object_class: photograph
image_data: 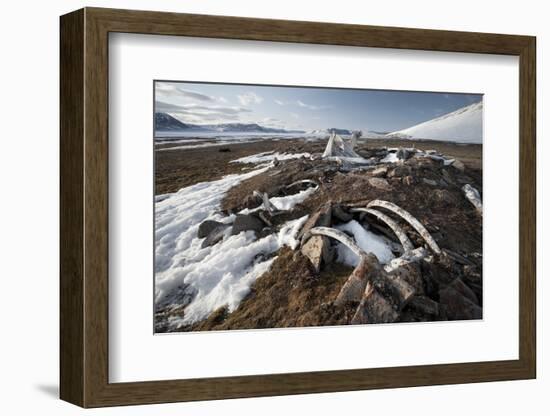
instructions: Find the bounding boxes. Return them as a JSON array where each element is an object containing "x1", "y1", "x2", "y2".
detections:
[{"x1": 153, "y1": 81, "x2": 483, "y2": 333}]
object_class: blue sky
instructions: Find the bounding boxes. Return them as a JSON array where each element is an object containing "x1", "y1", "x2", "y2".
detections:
[{"x1": 155, "y1": 81, "x2": 482, "y2": 133}]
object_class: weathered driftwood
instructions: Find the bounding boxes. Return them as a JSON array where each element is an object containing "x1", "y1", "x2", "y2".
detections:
[
  {"x1": 252, "y1": 190, "x2": 277, "y2": 214},
  {"x1": 367, "y1": 200, "x2": 441, "y2": 255},
  {"x1": 351, "y1": 207, "x2": 414, "y2": 253},
  {"x1": 462, "y1": 184, "x2": 482, "y2": 215},
  {"x1": 383, "y1": 247, "x2": 430, "y2": 273}
]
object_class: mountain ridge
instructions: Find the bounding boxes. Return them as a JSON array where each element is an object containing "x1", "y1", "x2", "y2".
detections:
[{"x1": 388, "y1": 101, "x2": 483, "y2": 143}]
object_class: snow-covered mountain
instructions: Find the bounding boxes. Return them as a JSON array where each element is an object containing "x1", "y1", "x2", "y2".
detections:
[
  {"x1": 388, "y1": 101, "x2": 483, "y2": 143},
  {"x1": 155, "y1": 112, "x2": 305, "y2": 134},
  {"x1": 155, "y1": 113, "x2": 201, "y2": 131},
  {"x1": 201, "y1": 123, "x2": 304, "y2": 134}
]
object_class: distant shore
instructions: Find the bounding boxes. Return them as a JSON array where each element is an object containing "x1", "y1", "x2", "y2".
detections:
[{"x1": 155, "y1": 137, "x2": 482, "y2": 195}]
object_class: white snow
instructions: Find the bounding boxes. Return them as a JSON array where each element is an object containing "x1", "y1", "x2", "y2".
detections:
[
  {"x1": 270, "y1": 187, "x2": 317, "y2": 210},
  {"x1": 230, "y1": 151, "x2": 311, "y2": 164},
  {"x1": 157, "y1": 140, "x2": 259, "y2": 151},
  {"x1": 389, "y1": 101, "x2": 483, "y2": 143},
  {"x1": 380, "y1": 152, "x2": 399, "y2": 163},
  {"x1": 156, "y1": 215, "x2": 308, "y2": 328},
  {"x1": 335, "y1": 220, "x2": 395, "y2": 266},
  {"x1": 155, "y1": 168, "x2": 269, "y2": 276},
  {"x1": 154, "y1": 162, "x2": 314, "y2": 328}
]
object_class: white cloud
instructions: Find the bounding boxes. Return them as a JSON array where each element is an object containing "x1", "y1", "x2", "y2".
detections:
[
  {"x1": 217, "y1": 96, "x2": 228, "y2": 103},
  {"x1": 238, "y1": 92, "x2": 263, "y2": 106},
  {"x1": 274, "y1": 99, "x2": 286, "y2": 106},
  {"x1": 155, "y1": 100, "x2": 252, "y2": 125},
  {"x1": 262, "y1": 117, "x2": 286, "y2": 128},
  {"x1": 290, "y1": 113, "x2": 300, "y2": 119},
  {"x1": 297, "y1": 100, "x2": 331, "y2": 110},
  {"x1": 156, "y1": 83, "x2": 215, "y2": 102}
]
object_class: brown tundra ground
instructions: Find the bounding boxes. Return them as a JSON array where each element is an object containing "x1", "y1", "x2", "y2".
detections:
[{"x1": 155, "y1": 137, "x2": 482, "y2": 332}]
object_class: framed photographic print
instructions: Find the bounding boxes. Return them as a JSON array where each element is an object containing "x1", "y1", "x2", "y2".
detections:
[{"x1": 60, "y1": 7, "x2": 536, "y2": 408}]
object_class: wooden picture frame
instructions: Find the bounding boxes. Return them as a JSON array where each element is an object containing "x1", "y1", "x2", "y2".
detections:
[{"x1": 60, "y1": 7, "x2": 536, "y2": 408}]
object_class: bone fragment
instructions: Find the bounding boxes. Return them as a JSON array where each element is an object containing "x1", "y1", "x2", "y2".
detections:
[{"x1": 367, "y1": 200, "x2": 441, "y2": 254}]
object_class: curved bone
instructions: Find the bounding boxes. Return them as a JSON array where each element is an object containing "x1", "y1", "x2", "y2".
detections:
[
  {"x1": 351, "y1": 207, "x2": 414, "y2": 252},
  {"x1": 462, "y1": 184, "x2": 482, "y2": 215},
  {"x1": 305, "y1": 226, "x2": 372, "y2": 305},
  {"x1": 252, "y1": 190, "x2": 277, "y2": 214},
  {"x1": 286, "y1": 179, "x2": 319, "y2": 190},
  {"x1": 367, "y1": 200, "x2": 441, "y2": 255},
  {"x1": 307, "y1": 226, "x2": 364, "y2": 257},
  {"x1": 383, "y1": 247, "x2": 430, "y2": 273}
]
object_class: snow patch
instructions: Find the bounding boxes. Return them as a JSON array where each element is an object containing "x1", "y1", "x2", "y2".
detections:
[
  {"x1": 155, "y1": 164, "x2": 312, "y2": 328},
  {"x1": 231, "y1": 152, "x2": 311, "y2": 164},
  {"x1": 380, "y1": 152, "x2": 399, "y2": 163},
  {"x1": 335, "y1": 220, "x2": 395, "y2": 266},
  {"x1": 270, "y1": 187, "x2": 317, "y2": 211}
]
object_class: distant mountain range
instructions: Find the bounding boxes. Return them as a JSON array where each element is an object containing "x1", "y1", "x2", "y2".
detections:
[
  {"x1": 308, "y1": 128, "x2": 354, "y2": 136},
  {"x1": 155, "y1": 112, "x2": 305, "y2": 134}
]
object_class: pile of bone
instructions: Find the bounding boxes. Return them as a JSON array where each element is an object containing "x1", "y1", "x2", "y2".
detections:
[{"x1": 298, "y1": 199, "x2": 482, "y2": 324}]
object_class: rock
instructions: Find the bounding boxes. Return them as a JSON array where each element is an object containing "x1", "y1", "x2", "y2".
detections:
[
  {"x1": 415, "y1": 157, "x2": 438, "y2": 169},
  {"x1": 351, "y1": 283, "x2": 399, "y2": 324},
  {"x1": 201, "y1": 224, "x2": 229, "y2": 248},
  {"x1": 396, "y1": 148, "x2": 411, "y2": 160},
  {"x1": 439, "y1": 285, "x2": 482, "y2": 320},
  {"x1": 433, "y1": 189, "x2": 455, "y2": 205},
  {"x1": 409, "y1": 295, "x2": 440, "y2": 316},
  {"x1": 447, "y1": 277, "x2": 479, "y2": 305},
  {"x1": 332, "y1": 204, "x2": 353, "y2": 222},
  {"x1": 272, "y1": 157, "x2": 280, "y2": 167},
  {"x1": 451, "y1": 159, "x2": 466, "y2": 172},
  {"x1": 462, "y1": 184, "x2": 483, "y2": 215},
  {"x1": 298, "y1": 202, "x2": 332, "y2": 240},
  {"x1": 258, "y1": 211, "x2": 273, "y2": 227},
  {"x1": 441, "y1": 169, "x2": 455, "y2": 184},
  {"x1": 258, "y1": 227, "x2": 273, "y2": 239},
  {"x1": 231, "y1": 214, "x2": 265, "y2": 236},
  {"x1": 370, "y1": 167, "x2": 388, "y2": 177},
  {"x1": 368, "y1": 177, "x2": 391, "y2": 191},
  {"x1": 218, "y1": 148, "x2": 231, "y2": 153},
  {"x1": 373, "y1": 270, "x2": 416, "y2": 311},
  {"x1": 391, "y1": 263, "x2": 424, "y2": 294},
  {"x1": 388, "y1": 165, "x2": 411, "y2": 178},
  {"x1": 301, "y1": 235, "x2": 331, "y2": 273},
  {"x1": 422, "y1": 178, "x2": 438, "y2": 186},
  {"x1": 198, "y1": 220, "x2": 224, "y2": 238},
  {"x1": 463, "y1": 265, "x2": 482, "y2": 282},
  {"x1": 335, "y1": 254, "x2": 380, "y2": 306},
  {"x1": 402, "y1": 175, "x2": 415, "y2": 186}
]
